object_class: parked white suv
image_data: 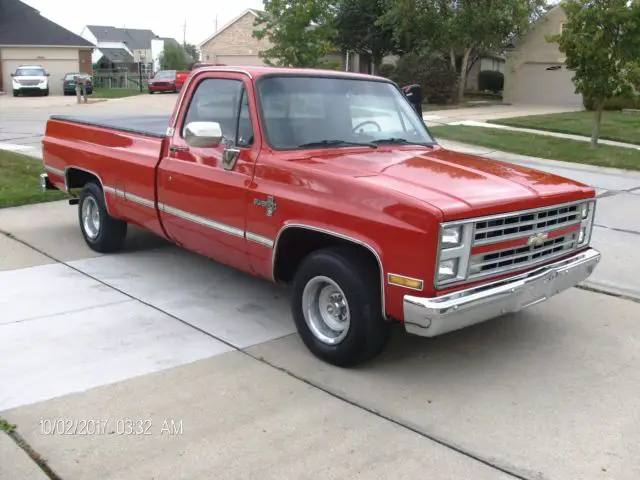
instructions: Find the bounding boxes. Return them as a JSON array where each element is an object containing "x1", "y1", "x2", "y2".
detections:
[{"x1": 11, "y1": 65, "x2": 50, "y2": 97}]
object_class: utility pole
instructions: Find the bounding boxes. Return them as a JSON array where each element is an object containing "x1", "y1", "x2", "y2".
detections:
[
  {"x1": 215, "y1": 15, "x2": 218, "y2": 33},
  {"x1": 183, "y1": 20, "x2": 187, "y2": 45}
]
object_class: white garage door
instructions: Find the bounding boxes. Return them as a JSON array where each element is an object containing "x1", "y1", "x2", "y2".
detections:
[
  {"x1": 513, "y1": 62, "x2": 583, "y2": 107},
  {"x1": 3, "y1": 59, "x2": 79, "y2": 95},
  {"x1": 214, "y1": 55, "x2": 266, "y2": 66}
]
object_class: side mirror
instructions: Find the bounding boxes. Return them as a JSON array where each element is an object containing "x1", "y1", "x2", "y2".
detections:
[
  {"x1": 402, "y1": 84, "x2": 423, "y2": 118},
  {"x1": 46, "y1": 73, "x2": 50, "y2": 76},
  {"x1": 10, "y1": 73, "x2": 14, "y2": 77},
  {"x1": 184, "y1": 121, "x2": 223, "y2": 148}
]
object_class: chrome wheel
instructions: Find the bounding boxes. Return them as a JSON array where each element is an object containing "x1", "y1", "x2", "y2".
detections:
[
  {"x1": 81, "y1": 196, "x2": 101, "y2": 240},
  {"x1": 301, "y1": 276, "x2": 351, "y2": 345}
]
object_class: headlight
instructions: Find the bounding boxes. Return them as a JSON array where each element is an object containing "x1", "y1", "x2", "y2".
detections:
[
  {"x1": 577, "y1": 200, "x2": 595, "y2": 246},
  {"x1": 438, "y1": 258, "x2": 458, "y2": 280},
  {"x1": 580, "y1": 203, "x2": 589, "y2": 219},
  {"x1": 441, "y1": 226, "x2": 461, "y2": 248},
  {"x1": 435, "y1": 222, "x2": 472, "y2": 286}
]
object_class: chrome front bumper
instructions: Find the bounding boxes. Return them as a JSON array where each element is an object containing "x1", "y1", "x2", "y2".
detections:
[{"x1": 403, "y1": 247, "x2": 601, "y2": 337}]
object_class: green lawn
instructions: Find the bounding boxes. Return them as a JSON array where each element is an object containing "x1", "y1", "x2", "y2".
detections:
[
  {"x1": 0, "y1": 150, "x2": 68, "y2": 208},
  {"x1": 430, "y1": 125, "x2": 640, "y2": 171},
  {"x1": 91, "y1": 87, "x2": 143, "y2": 99},
  {"x1": 489, "y1": 111, "x2": 640, "y2": 145}
]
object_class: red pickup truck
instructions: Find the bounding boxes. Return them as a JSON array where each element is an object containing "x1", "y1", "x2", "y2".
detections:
[{"x1": 40, "y1": 66, "x2": 601, "y2": 367}]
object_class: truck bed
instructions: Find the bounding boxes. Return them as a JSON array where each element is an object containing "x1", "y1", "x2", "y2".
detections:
[{"x1": 50, "y1": 114, "x2": 171, "y2": 138}]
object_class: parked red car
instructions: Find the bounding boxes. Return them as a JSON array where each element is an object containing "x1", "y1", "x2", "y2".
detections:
[
  {"x1": 148, "y1": 70, "x2": 188, "y2": 94},
  {"x1": 40, "y1": 66, "x2": 600, "y2": 367}
]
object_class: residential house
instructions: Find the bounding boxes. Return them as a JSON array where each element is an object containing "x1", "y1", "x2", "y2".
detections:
[
  {"x1": 0, "y1": 0, "x2": 94, "y2": 95},
  {"x1": 503, "y1": 5, "x2": 582, "y2": 107},
  {"x1": 198, "y1": 8, "x2": 386, "y2": 74},
  {"x1": 80, "y1": 25, "x2": 182, "y2": 74},
  {"x1": 465, "y1": 53, "x2": 506, "y2": 91}
]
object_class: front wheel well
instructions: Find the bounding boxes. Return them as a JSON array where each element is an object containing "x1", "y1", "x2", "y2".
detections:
[
  {"x1": 273, "y1": 227, "x2": 382, "y2": 286},
  {"x1": 65, "y1": 168, "x2": 102, "y2": 192}
]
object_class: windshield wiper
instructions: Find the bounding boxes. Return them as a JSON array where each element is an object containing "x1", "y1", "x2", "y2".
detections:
[
  {"x1": 297, "y1": 139, "x2": 378, "y2": 149},
  {"x1": 372, "y1": 138, "x2": 434, "y2": 146}
]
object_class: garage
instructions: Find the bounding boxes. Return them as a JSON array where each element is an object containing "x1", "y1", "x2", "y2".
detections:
[
  {"x1": 510, "y1": 62, "x2": 583, "y2": 107},
  {"x1": 2, "y1": 49, "x2": 80, "y2": 95},
  {"x1": 0, "y1": 0, "x2": 94, "y2": 95},
  {"x1": 214, "y1": 55, "x2": 266, "y2": 66}
]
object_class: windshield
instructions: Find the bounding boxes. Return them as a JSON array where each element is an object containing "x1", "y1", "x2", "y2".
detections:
[
  {"x1": 15, "y1": 68, "x2": 45, "y2": 76},
  {"x1": 256, "y1": 75, "x2": 435, "y2": 150},
  {"x1": 155, "y1": 71, "x2": 176, "y2": 79},
  {"x1": 65, "y1": 73, "x2": 88, "y2": 80}
]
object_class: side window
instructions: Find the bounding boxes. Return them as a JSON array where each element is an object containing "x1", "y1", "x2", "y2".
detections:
[
  {"x1": 236, "y1": 89, "x2": 254, "y2": 147},
  {"x1": 182, "y1": 77, "x2": 253, "y2": 148}
]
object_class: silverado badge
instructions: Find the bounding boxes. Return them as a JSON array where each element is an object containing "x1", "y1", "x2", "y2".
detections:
[
  {"x1": 527, "y1": 232, "x2": 549, "y2": 247},
  {"x1": 254, "y1": 196, "x2": 277, "y2": 216}
]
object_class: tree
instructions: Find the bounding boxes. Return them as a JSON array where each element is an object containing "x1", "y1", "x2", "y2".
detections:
[
  {"x1": 548, "y1": 0, "x2": 640, "y2": 147},
  {"x1": 381, "y1": 0, "x2": 549, "y2": 102},
  {"x1": 333, "y1": 0, "x2": 395, "y2": 72},
  {"x1": 183, "y1": 43, "x2": 200, "y2": 62},
  {"x1": 252, "y1": 0, "x2": 338, "y2": 68},
  {"x1": 158, "y1": 43, "x2": 190, "y2": 70}
]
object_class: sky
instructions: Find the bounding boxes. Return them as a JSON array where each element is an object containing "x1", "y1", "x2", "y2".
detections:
[{"x1": 22, "y1": 0, "x2": 265, "y2": 47}]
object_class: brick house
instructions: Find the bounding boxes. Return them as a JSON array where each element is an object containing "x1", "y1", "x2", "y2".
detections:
[{"x1": 198, "y1": 8, "x2": 378, "y2": 73}]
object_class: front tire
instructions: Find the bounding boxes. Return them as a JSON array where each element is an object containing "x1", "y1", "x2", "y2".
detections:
[
  {"x1": 291, "y1": 246, "x2": 391, "y2": 367},
  {"x1": 78, "y1": 182, "x2": 127, "y2": 253}
]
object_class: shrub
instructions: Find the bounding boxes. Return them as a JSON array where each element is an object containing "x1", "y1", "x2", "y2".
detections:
[
  {"x1": 377, "y1": 63, "x2": 396, "y2": 78},
  {"x1": 391, "y1": 52, "x2": 458, "y2": 104},
  {"x1": 478, "y1": 70, "x2": 504, "y2": 93},
  {"x1": 583, "y1": 94, "x2": 640, "y2": 111}
]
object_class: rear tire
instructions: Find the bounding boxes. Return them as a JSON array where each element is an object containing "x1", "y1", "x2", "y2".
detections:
[
  {"x1": 291, "y1": 246, "x2": 391, "y2": 367},
  {"x1": 78, "y1": 182, "x2": 127, "y2": 253}
]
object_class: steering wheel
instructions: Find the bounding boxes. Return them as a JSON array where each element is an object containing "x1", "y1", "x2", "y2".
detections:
[{"x1": 353, "y1": 120, "x2": 382, "y2": 133}]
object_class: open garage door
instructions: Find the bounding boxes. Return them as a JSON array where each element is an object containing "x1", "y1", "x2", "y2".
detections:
[
  {"x1": 214, "y1": 55, "x2": 266, "y2": 66},
  {"x1": 512, "y1": 62, "x2": 583, "y2": 107},
  {"x1": 2, "y1": 58, "x2": 79, "y2": 95}
]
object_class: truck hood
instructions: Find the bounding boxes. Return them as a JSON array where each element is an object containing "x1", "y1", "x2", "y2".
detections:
[{"x1": 303, "y1": 146, "x2": 593, "y2": 220}]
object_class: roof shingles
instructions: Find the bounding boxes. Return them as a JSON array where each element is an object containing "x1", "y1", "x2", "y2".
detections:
[{"x1": 0, "y1": 0, "x2": 94, "y2": 47}]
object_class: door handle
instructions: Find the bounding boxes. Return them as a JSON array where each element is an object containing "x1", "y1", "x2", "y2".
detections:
[{"x1": 169, "y1": 145, "x2": 189, "y2": 153}]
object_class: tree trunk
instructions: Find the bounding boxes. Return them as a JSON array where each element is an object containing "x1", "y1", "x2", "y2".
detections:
[
  {"x1": 591, "y1": 100, "x2": 604, "y2": 148},
  {"x1": 449, "y1": 48, "x2": 456, "y2": 72},
  {"x1": 456, "y1": 47, "x2": 472, "y2": 103}
]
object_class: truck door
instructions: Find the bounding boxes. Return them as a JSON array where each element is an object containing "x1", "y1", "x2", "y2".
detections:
[{"x1": 156, "y1": 72, "x2": 260, "y2": 272}]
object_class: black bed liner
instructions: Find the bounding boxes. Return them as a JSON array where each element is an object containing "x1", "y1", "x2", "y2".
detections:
[{"x1": 50, "y1": 114, "x2": 172, "y2": 139}]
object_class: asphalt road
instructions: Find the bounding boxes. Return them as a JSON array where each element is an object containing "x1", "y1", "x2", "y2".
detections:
[{"x1": 1, "y1": 93, "x2": 640, "y2": 480}]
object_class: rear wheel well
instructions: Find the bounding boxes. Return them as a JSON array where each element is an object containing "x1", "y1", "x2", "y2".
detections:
[
  {"x1": 273, "y1": 227, "x2": 382, "y2": 286},
  {"x1": 65, "y1": 168, "x2": 101, "y2": 192}
]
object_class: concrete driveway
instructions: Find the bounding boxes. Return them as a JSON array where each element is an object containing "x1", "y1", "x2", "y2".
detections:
[{"x1": 2, "y1": 95, "x2": 640, "y2": 479}]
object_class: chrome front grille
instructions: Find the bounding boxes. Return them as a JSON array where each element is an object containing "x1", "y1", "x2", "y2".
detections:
[
  {"x1": 19, "y1": 80, "x2": 40, "y2": 86},
  {"x1": 473, "y1": 204, "x2": 581, "y2": 246},
  {"x1": 469, "y1": 233, "x2": 578, "y2": 279},
  {"x1": 435, "y1": 199, "x2": 595, "y2": 288}
]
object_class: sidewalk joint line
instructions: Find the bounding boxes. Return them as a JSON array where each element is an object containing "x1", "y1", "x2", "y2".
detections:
[{"x1": 1, "y1": 427, "x2": 64, "y2": 480}]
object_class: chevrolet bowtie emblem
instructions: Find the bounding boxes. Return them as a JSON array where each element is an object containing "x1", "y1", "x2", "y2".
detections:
[
  {"x1": 254, "y1": 196, "x2": 276, "y2": 216},
  {"x1": 527, "y1": 232, "x2": 549, "y2": 247}
]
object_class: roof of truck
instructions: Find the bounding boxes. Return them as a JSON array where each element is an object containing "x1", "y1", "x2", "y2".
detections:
[{"x1": 191, "y1": 65, "x2": 390, "y2": 82}]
